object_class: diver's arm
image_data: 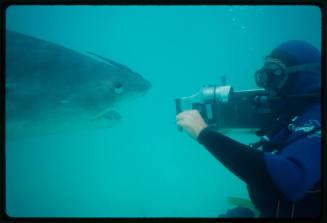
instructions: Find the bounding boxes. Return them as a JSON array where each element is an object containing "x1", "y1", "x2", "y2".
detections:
[
  {"x1": 197, "y1": 128, "x2": 275, "y2": 188},
  {"x1": 177, "y1": 109, "x2": 277, "y2": 189}
]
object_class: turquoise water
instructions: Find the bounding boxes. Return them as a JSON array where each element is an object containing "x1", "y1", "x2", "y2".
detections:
[{"x1": 5, "y1": 5, "x2": 321, "y2": 217}]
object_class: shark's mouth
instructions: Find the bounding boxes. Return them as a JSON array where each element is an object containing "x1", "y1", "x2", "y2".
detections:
[{"x1": 91, "y1": 107, "x2": 121, "y2": 121}]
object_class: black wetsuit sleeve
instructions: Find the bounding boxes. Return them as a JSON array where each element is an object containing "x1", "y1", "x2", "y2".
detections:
[{"x1": 197, "y1": 127, "x2": 275, "y2": 187}]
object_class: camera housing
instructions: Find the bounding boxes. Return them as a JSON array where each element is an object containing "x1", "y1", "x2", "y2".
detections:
[{"x1": 175, "y1": 85, "x2": 272, "y2": 132}]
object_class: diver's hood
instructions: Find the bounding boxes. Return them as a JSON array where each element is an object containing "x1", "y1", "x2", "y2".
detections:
[{"x1": 269, "y1": 40, "x2": 321, "y2": 96}]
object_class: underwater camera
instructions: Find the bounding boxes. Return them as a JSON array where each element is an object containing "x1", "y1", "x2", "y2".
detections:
[{"x1": 175, "y1": 85, "x2": 274, "y2": 132}]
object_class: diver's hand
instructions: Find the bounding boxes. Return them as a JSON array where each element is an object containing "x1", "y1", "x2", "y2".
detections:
[{"x1": 176, "y1": 110, "x2": 208, "y2": 140}]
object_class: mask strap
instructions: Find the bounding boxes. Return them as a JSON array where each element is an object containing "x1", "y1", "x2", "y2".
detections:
[{"x1": 285, "y1": 63, "x2": 321, "y2": 75}]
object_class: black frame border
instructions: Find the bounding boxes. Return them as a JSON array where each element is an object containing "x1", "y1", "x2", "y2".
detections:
[{"x1": 0, "y1": 0, "x2": 326, "y2": 223}]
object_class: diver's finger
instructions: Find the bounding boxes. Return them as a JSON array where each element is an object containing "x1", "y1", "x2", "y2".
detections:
[
  {"x1": 176, "y1": 119, "x2": 187, "y2": 127},
  {"x1": 176, "y1": 112, "x2": 188, "y2": 120},
  {"x1": 176, "y1": 119, "x2": 183, "y2": 127},
  {"x1": 176, "y1": 110, "x2": 193, "y2": 119},
  {"x1": 176, "y1": 114, "x2": 183, "y2": 121}
]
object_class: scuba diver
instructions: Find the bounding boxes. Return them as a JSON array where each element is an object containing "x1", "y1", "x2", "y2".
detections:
[{"x1": 176, "y1": 40, "x2": 321, "y2": 218}]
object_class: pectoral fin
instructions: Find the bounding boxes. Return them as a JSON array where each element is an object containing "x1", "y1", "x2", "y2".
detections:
[
  {"x1": 91, "y1": 108, "x2": 121, "y2": 121},
  {"x1": 226, "y1": 196, "x2": 261, "y2": 218}
]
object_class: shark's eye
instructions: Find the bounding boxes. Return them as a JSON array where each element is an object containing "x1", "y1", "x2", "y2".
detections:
[{"x1": 114, "y1": 82, "x2": 123, "y2": 94}]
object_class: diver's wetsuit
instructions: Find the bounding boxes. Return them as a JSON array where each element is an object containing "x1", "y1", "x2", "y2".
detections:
[{"x1": 198, "y1": 103, "x2": 321, "y2": 218}]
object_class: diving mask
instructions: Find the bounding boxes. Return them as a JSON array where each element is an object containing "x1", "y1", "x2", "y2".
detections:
[{"x1": 255, "y1": 57, "x2": 321, "y2": 89}]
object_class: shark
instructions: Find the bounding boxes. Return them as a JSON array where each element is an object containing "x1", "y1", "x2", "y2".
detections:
[{"x1": 5, "y1": 30, "x2": 151, "y2": 140}]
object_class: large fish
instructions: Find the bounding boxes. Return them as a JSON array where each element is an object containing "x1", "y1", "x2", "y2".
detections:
[{"x1": 5, "y1": 30, "x2": 151, "y2": 140}]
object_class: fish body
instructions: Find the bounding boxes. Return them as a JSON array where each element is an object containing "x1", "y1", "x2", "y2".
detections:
[{"x1": 5, "y1": 30, "x2": 151, "y2": 140}]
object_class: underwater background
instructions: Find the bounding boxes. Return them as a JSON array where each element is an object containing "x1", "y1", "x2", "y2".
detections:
[{"x1": 5, "y1": 5, "x2": 321, "y2": 217}]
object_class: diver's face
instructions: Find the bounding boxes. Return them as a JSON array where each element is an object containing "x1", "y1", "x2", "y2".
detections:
[{"x1": 255, "y1": 57, "x2": 287, "y2": 90}]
